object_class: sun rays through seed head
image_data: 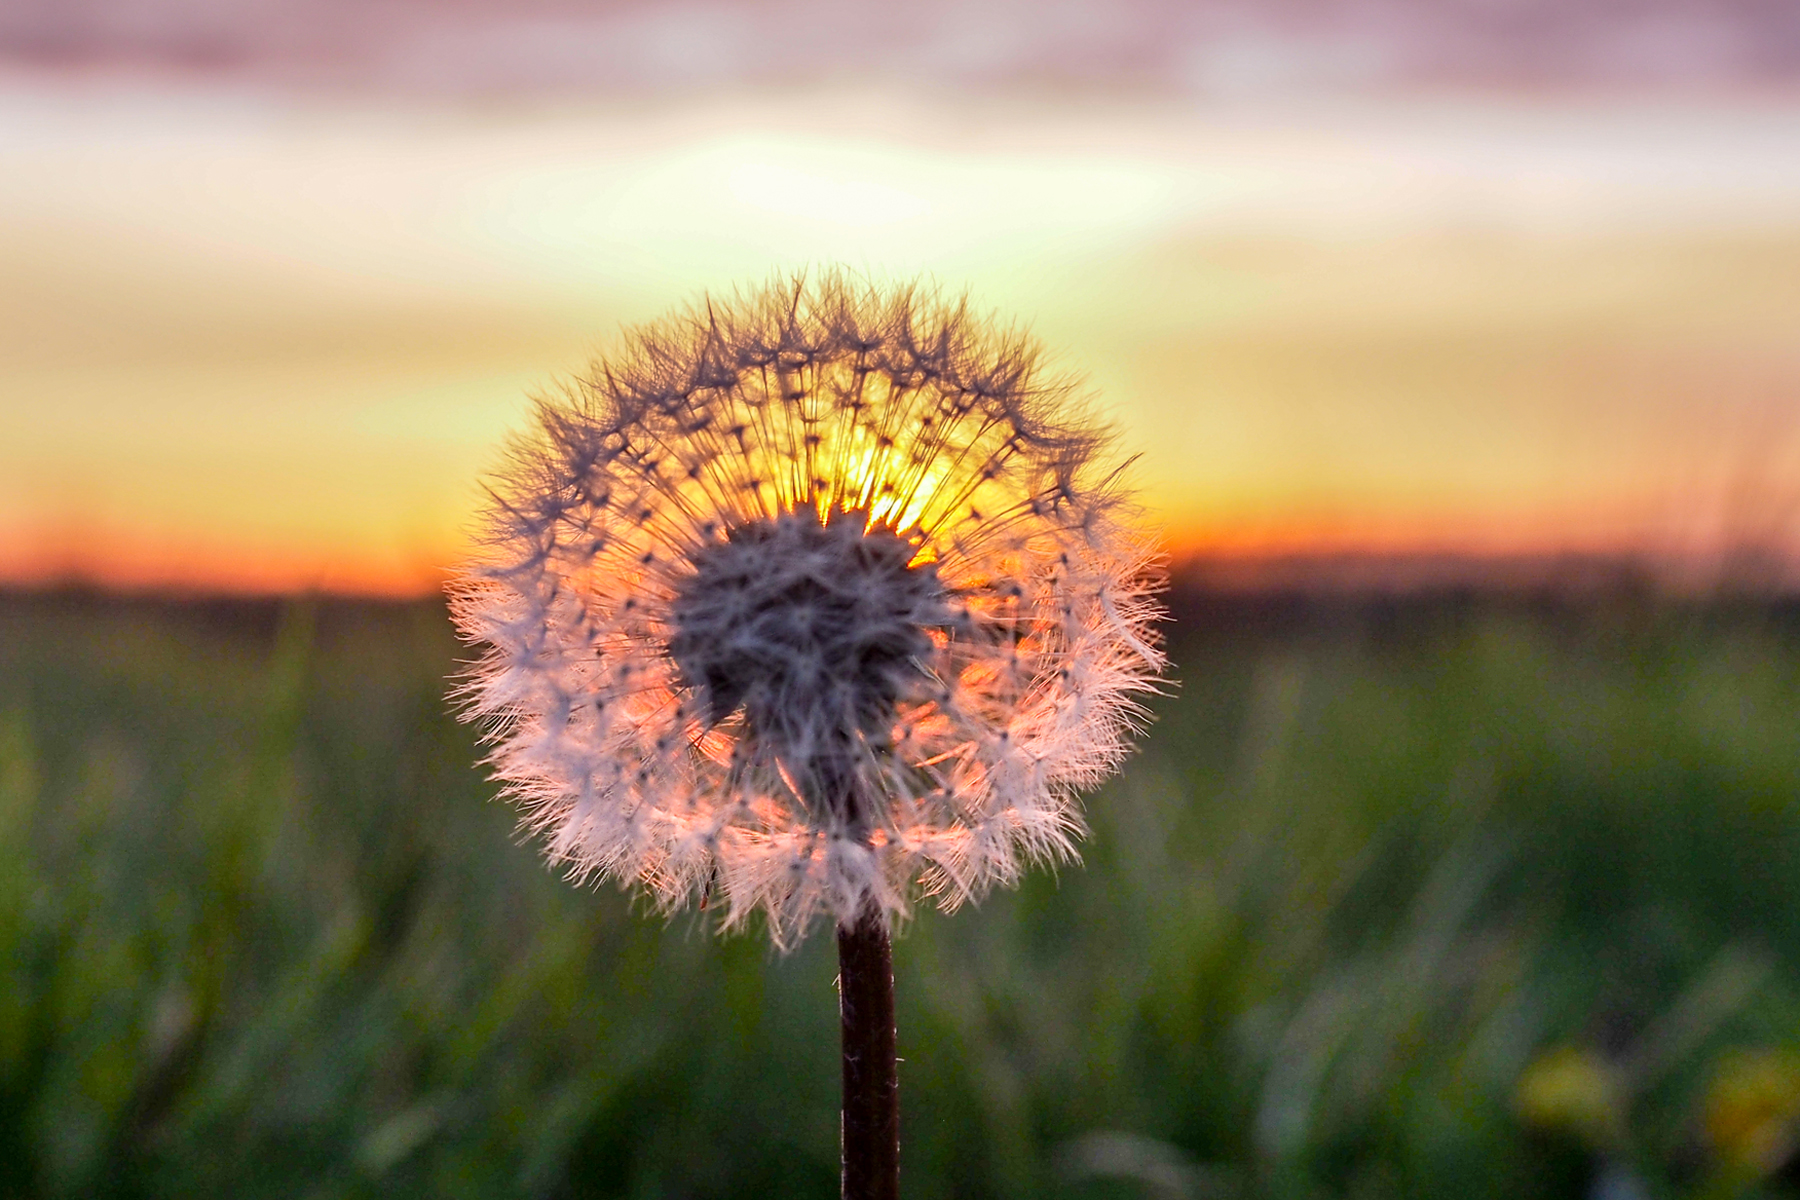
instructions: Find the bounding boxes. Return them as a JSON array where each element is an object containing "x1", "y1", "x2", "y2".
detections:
[{"x1": 451, "y1": 271, "x2": 1167, "y2": 947}]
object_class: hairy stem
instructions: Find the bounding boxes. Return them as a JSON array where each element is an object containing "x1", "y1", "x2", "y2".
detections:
[{"x1": 839, "y1": 906, "x2": 899, "y2": 1200}]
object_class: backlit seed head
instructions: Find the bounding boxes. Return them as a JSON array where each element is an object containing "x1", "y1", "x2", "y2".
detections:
[{"x1": 451, "y1": 271, "x2": 1166, "y2": 947}]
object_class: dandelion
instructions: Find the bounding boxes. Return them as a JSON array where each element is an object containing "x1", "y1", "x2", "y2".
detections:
[{"x1": 451, "y1": 271, "x2": 1165, "y2": 1198}]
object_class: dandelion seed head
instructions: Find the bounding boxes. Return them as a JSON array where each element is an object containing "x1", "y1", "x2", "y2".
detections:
[{"x1": 452, "y1": 271, "x2": 1166, "y2": 947}]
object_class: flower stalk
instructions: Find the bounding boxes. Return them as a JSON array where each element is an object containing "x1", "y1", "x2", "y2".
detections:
[{"x1": 838, "y1": 904, "x2": 899, "y2": 1200}]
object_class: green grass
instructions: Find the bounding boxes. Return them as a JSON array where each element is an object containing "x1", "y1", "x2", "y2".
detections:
[{"x1": 4, "y1": 587, "x2": 1800, "y2": 1199}]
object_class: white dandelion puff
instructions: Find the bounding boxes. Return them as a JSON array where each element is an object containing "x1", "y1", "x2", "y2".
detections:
[{"x1": 451, "y1": 272, "x2": 1166, "y2": 948}]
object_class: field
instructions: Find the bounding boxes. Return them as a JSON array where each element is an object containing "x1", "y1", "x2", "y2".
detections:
[{"x1": 4, "y1": 585, "x2": 1800, "y2": 1199}]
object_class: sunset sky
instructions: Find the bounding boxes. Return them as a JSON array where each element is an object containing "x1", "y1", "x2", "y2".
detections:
[{"x1": 4, "y1": 1, "x2": 1800, "y2": 594}]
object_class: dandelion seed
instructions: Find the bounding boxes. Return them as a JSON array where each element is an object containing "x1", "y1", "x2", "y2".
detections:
[{"x1": 452, "y1": 270, "x2": 1166, "y2": 948}]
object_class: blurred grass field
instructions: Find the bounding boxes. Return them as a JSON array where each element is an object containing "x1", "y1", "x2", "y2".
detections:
[{"x1": 4, "y1": 585, "x2": 1800, "y2": 1199}]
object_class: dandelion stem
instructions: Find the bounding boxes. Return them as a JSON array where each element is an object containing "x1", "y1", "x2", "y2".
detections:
[{"x1": 839, "y1": 904, "x2": 899, "y2": 1200}]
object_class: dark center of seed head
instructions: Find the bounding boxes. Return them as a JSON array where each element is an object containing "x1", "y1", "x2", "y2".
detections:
[{"x1": 668, "y1": 506, "x2": 945, "y2": 811}]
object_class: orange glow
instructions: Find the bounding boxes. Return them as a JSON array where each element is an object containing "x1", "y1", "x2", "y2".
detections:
[
  {"x1": 4, "y1": 85, "x2": 1799, "y2": 595},
  {"x1": 0, "y1": 523, "x2": 450, "y2": 598}
]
